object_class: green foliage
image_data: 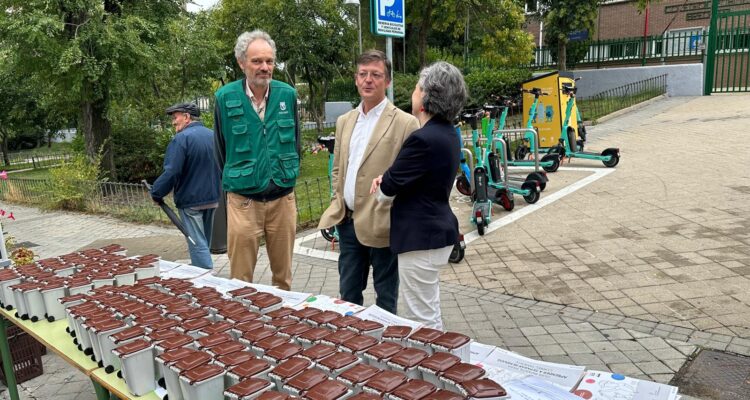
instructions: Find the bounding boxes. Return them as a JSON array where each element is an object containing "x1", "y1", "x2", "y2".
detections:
[
  {"x1": 48, "y1": 154, "x2": 101, "y2": 211},
  {"x1": 539, "y1": 0, "x2": 601, "y2": 70},
  {"x1": 326, "y1": 77, "x2": 359, "y2": 105},
  {"x1": 393, "y1": 73, "x2": 420, "y2": 113},
  {"x1": 464, "y1": 69, "x2": 532, "y2": 108}
]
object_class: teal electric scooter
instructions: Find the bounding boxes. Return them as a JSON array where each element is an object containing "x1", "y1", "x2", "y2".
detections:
[
  {"x1": 512, "y1": 88, "x2": 562, "y2": 174},
  {"x1": 551, "y1": 83, "x2": 620, "y2": 167}
]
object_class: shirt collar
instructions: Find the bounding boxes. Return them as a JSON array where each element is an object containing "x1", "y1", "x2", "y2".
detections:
[
  {"x1": 357, "y1": 97, "x2": 388, "y2": 119},
  {"x1": 245, "y1": 79, "x2": 269, "y2": 101}
]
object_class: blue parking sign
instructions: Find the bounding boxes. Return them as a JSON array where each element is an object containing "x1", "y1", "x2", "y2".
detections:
[{"x1": 372, "y1": 0, "x2": 405, "y2": 37}]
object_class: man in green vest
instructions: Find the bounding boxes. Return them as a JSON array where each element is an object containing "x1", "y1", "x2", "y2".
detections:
[{"x1": 214, "y1": 30, "x2": 300, "y2": 291}]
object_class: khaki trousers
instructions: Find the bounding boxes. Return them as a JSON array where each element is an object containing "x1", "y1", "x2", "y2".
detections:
[{"x1": 226, "y1": 192, "x2": 296, "y2": 290}]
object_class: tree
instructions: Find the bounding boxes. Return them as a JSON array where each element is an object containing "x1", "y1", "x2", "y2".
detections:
[
  {"x1": 0, "y1": 0, "x2": 184, "y2": 178},
  {"x1": 213, "y1": 0, "x2": 356, "y2": 133},
  {"x1": 407, "y1": 0, "x2": 533, "y2": 69},
  {"x1": 538, "y1": 0, "x2": 601, "y2": 70}
]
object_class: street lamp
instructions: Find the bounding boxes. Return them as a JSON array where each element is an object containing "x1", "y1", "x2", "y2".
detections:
[{"x1": 344, "y1": 0, "x2": 362, "y2": 55}]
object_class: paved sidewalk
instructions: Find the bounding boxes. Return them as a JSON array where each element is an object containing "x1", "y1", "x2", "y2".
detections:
[{"x1": 3, "y1": 94, "x2": 749, "y2": 399}]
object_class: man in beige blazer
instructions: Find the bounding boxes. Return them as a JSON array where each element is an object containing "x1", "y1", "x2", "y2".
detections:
[{"x1": 318, "y1": 50, "x2": 419, "y2": 314}]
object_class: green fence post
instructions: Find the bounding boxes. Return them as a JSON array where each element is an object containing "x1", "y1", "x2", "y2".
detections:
[
  {"x1": 0, "y1": 316, "x2": 20, "y2": 400},
  {"x1": 704, "y1": 0, "x2": 720, "y2": 95}
]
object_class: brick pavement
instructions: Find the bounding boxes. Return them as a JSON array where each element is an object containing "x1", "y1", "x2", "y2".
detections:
[{"x1": 2, "y1": 94, "x2": 747, "y2": 398}]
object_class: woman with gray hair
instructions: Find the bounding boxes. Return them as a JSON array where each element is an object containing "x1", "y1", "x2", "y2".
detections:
[{"x1": 370, "y1": 61, "x2": 467, "y2": 329}]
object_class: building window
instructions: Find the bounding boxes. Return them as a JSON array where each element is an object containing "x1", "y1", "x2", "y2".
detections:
[{"x1": 525, "y1": 0, "x2": 539, "y2": 14}]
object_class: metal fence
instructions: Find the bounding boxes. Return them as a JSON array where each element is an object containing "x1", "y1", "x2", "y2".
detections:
[
  {"x1": 0, "y1": 176, "x2": 333, "y2": 228},
  {"x1": 2, "y1": 152, "x2": 72, "y2": 171},
  {"x1": 577, "y1": 74, "x2": 668, "y2": 121},
  {"x1": 531, "y1": 31, "x2": 708, "y2": 69}
]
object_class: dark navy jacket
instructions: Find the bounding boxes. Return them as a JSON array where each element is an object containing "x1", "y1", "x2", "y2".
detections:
[
  {"x1": 151, "y1": 121, "x2": 221, "y2": 209},
  {"x1": 379, "y1": 117, "x2": 460, "y2": 254}
]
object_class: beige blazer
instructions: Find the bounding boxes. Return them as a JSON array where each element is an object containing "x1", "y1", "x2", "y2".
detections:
[{"x1": 318, "y1": 102, "x2": 419, "y2": 248}]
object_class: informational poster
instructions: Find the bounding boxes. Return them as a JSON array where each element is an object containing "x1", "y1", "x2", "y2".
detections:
[
  {"x1": 355, "y1": 304, "x2": 422, "y2": 331},
  {"x1": 370, "y1": 0, "x2": 405, "y2": 37},
  {"x1": 161, "y1": 264, "x2": 210, "y2": 280},
  {"x1": 294, "y1": 294, "x2": 365, "y2": 315},
  {"x1": 479, "y1": 347, "x2": 586, "y2": 391},
  {"x1": 573, "y1": 371, "x2": 679, "y2": 400}
]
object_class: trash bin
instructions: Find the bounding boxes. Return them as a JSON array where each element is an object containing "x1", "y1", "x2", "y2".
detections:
[
  {"x1": 210, "y1": 189, "x2": 227, "y2": 254},
  {"x1": 522, "y1": 71, "x2": 579, "y2": 149}
]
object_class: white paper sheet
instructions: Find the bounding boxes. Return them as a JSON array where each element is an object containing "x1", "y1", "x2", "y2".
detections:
[
  {"x1": 354, "y1": 305, "x2": 423, "y2": 330},
  {"x1": 505, "y1": 377, "x2": 582, "y2": 400},
  {"x1": 161, "y1": 264, "x2": 210, "y2": 279},
  {"x1": 158, "y1": 259, "x2": 181, "y2": 272},
  {"x1": 293, "y1": 294, "x2": 365, "y2": 315},
  {"x1": 480, "y1": 347, "x2": 586, "y2": 391},
  {"x1": 470, "y1": 342, "x2": 496, "y2": 364},
  {"x1": 190, "y1": 275, "x2": 251, "y2": 296},
  {"x1": 243, "y1": 283, "x2": 311, "y2": 307},
  {"x1": 573, "y1": 371, "x2": 679, "y2": 400}
]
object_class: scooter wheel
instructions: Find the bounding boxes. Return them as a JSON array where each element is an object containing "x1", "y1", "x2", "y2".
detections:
[
  {"x1": 496, "y1": 191, "x2": 515, "y2": 211},
  {"x1": 449, "y1": 244, "x2": 465, "y2": 264},
  {"x1": 320, "y1": 228, "x2": 337, "y2": 243},
  {"x1": 475, "y1": 210, "x2": 486, "y2": 236},
  {"x1": 526, "y1": 172, "x2": 546, "y2": 191},
  {"x1": 542, "y1": 155, "x2": 560, "y2": 173},
  {"x1": 456, "y1": 175, "x2": 472, "y2": 196},
  {"x1": 523, "y1": 190, "x2": 540, "y2": 204},
  {"x1": 602, "y1": 149, "x2": 620, "y2": 167},
  {"x1": 515, "y1": 146, "x2": 529, "y2": 161}
]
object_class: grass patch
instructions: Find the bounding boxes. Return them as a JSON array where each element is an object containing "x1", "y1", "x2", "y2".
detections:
[{"x1": 8, "y1": 168, "x2": 52, "y2": 180}]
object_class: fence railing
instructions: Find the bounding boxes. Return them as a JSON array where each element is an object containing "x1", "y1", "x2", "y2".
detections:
[
  {"x1": 577, "y1": 74, "x2": 668, "y2": 121},
  {"x1": 2, "y1": 152, "x2": 72, "y2": 171},
  {"x1": 531, "y1": 31, "x2": 708, "y2": 69},
  {"x1": 0, "y1": 176, "x2": 333, "y2": 228}
]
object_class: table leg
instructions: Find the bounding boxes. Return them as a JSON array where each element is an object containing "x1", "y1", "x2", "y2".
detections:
[
  {"x1": 91, "y1": 377, "x2": 111, "y2": 400},
  {"x1": 0, "y1": 315, "x2": 19, "y2": 400}
]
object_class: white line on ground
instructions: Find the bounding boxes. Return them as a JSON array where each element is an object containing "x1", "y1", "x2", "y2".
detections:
[{"x1": 295, "y1": 166, "x2": 616, "y2": 260}]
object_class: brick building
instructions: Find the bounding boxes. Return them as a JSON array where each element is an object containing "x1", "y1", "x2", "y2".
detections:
[{"x1": 525, "y1": 0, "x2": 750, "y2": 68}]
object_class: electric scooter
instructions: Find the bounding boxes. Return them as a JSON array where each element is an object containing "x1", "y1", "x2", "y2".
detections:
[
  {"x1": 551, "y1": 82, "x2": 620, "y2": 167},
  {"x1": 513, "y1": 88, "x2": 562, "y2": 174},
  {"x1": 461, "y1": 111, "x2": 494, "y2": 235},
  {"x1": 317, "y1": 136, "x2": 339, "y2": 243}
]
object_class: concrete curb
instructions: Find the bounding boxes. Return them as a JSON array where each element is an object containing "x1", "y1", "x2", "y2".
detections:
[{"x1": 592, "y1": 94, "x2": 669, "y2": 125}]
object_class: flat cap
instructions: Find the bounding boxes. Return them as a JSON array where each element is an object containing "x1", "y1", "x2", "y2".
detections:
[{"x1": 166, "y1": 102, "x2": 200, "y2": 117}]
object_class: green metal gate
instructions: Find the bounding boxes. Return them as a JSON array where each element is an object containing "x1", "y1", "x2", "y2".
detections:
[{"x1": 704, "y1": 6, "x2": 750, "y2": 94}]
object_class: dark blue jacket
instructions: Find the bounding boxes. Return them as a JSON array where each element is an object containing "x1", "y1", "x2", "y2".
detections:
[
  {"x1": 380, "y1": 117, "x2": 461, "y2": 254},
  {"x1": 151, "y1": 121, "x2": 221, "y2": 209}
]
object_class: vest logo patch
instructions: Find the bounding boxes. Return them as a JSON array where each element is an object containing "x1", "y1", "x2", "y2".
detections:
[{"x1": 280, "y1": 101, "x2": 287, "y2": 111}]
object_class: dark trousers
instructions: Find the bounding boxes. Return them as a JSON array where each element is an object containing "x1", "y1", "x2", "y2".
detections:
[{"x1": 337, "y1": 219, "x2": 398, "y2": 314}]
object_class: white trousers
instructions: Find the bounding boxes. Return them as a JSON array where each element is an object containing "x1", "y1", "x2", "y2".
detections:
[{"x1": 397, "y1": 245, "x2": 454, "y2": 330}]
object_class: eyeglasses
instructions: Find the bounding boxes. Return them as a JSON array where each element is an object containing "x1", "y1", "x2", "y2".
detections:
[{"x1": 356, "y1": 71, "x2": 386, "y2": 80}]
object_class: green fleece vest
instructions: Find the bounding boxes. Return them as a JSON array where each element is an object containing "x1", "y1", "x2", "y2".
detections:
[{"x1": 216, "y1": 79, "x2": 299, "y2": 194}]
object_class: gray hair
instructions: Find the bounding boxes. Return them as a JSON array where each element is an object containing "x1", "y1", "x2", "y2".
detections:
[
  {"x1": 234, "y1": 30, "x2": 277, "y2": 62},
  {"x1": 418, "y1": 62, "x2": 468, "y2": 121}
]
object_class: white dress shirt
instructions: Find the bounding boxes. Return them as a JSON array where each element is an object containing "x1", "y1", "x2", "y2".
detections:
[
  {"x1": 344, "y1": 97, "x2": 388, "y2": 210},
  {"x1": 245, "y1": 80, "x2": 269, "y2": 121}
]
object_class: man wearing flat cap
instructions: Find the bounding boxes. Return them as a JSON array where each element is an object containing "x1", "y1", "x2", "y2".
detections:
[{"x1": 150, "y1": 102, "x2": 221, "y2": 269}]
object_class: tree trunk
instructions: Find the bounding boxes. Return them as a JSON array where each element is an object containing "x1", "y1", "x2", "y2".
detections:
[
  {"x1": 417, "y1": 0, "x2": 434, "y2": 68},
  {"x1": 557, "y1": 40, "x2": 567, "y2": 71},
  {"x1": 0, "y1": 131, "x2": 10, "y2": 166},
  {"x1": 80, "y1": 82, "x2": 116, "y2": 179}
]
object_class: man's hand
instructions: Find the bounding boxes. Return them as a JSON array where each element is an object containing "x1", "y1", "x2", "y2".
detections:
[{"x1": 370, "y1": 175, "x2": 383, "y2": 195}]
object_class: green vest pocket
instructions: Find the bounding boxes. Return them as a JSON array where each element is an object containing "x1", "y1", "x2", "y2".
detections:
[
  {"x1": 277, "y1": 119, "x2": 296, "y2": 143},
  {"x1": 232, "y1": 124, "x2": 251, "y2": 152},
  {"x1": 276, "y1": 153, "x2": 299, "y2": 183},
  {"x1": 225, "y1": 160, "x2": 259, "y2": 191}
]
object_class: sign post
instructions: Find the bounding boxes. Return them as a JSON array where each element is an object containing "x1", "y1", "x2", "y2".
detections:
[{"x1": 370, "y1": 0, "x2": 405, "y2": 102}]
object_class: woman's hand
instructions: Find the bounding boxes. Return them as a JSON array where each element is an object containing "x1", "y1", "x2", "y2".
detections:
[{"x1": 370, "y1": 175, "x2": 383, "y2": 194}]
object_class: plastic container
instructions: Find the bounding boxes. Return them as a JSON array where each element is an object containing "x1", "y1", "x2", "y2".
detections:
[
  {"x1": 233, "y1": 320, "x2": 267, "y2": 340},
  {"x1": 67, "y1": 279, "x2": 93, "y2": 297},
  {"x1": 113, "y1": 269, "x2": 137, "y2": 286},
  {"x1": 0, "y1": 274, "x2": 21, "y2": 310},
  {"x1": 40, "y1": 282, "x2": 66, "y2": 322},
  {"x1": 317, "y1": 352, "x2": 361, "y2": 378},
  {"x1": 457, "y1": 379, "x2": 508, "y2": 400},
  {"x1": 11, "y1": 283, "x2": 31, "y2": 320},
  {"x1": 362, "y1": 370, "x2": 408, "y2": 397},
  {"x1": 113, "y1": 339, "x2": 156, "y2": 396},
  {"x1": 22, "y1": 284, "x2": 46, "y2": 323},
  {"x1": 300, "y1": 344, "x2": 337, "y2": 366},
  {"x1": 154, "y1": 334, "x2": 195, "y2": 380},
  {"x1": 283, "y1": 369, "x2": 328, "y2": 396},
  {"x1": 290, "y1": 307, "x2": 322, "y2": 322},
  {"x1": 381, "y1": 326, "x2": 413, "y2": 346},
  {"x1": 227, "y1": 286, "x2": 258, "y2": 301},
  {"x1": 252, "y1": 335, "x2": 290, "y2": 358},
  {"x1": 145, "y1": 318, "x2": 180, "y2": 335},
  {"x1": 179, "y1": 317, "x2": 213, "y2": 339},
  {"x1": 347, "y1": 393, "x2": 382, "y2": 400},
  {"x1": 363, "y1": 342, "x2": 403, "y2": 370},
  {"x1": 169, "y1": 351, "x2": 213, "y2": 399},
  {"x1": 225, "y1": 377, "x2": 275, "y2": 400},
  {"x1": 240, "y1": 327, "x2": 278, "y2": 351},
  {"x1": 263, "y1": 307, "x2": 295, "y2": 322},
  {"x1": 296, "y1": 327, "x2": 333, "y2": 349},
  {"x1": 416, "y1": 352, "x2": 461, "y2": 389},
  {"x1": 423, "y1": 389, "x2": 465, "y2": 400},
  {"x1": 247, "y1": 293, "x2": 283, "y2": 314},
  {"x1": 264, "y1": 342, "x2": 304, "y2": 366},
  {"x1": 134, "y1": 263, "x2": 158, "y2": 280},
  {"x1": 215, "y1": 350, "x2": 256, "y2": 386},
  {"x1": 176, "y1": 308, "x2": 210, "y2": 323},
  {"x1": 278, "y1": 322, "x2": 313, "y2": 342},
  {"x1": 258, "y1": 390, "x2": 299, "y2": 400},
  {"x1": 267, "y1": 317, "x2": 298, "y2": 331},
  {"x1": 439, "y1": 364, "x2": 486, "y2": 394},
  {"x1": 340, "y1": 335, "x2": 379, "y2": 362},
  {"x1": 179, "y1": 363, "x2": 226, "y2": 400},
  {"x1": 387, "y1": 348, "x2": 429, "y2": 380},
  {"x1": 327, "y1": 315, "x2": 362, "y2": 331},
  {"x1": 156, "y1": 347, "x2": 198, "y2": 400},
  {"x1": 206, "y1": 340, "x2": 246, "y2": 358},
  {"x1": 430, "y1": 333, "x2": 471, "y2": 363},
  {"x1": 389, "y1": 379, "x2": 437, "y2": 400},
  {"x1": 229, "y1": 310, "x2": 265, "y2": 326},
  {"x1": 336, "y1": 364, "x2": 381, "y2": 393},
  {"x1": 268, "y1": 357, "x2": 313, "y2": 391},
  {"x1": 226, "y1": 358, "x2": 274, "y2": 387},
  {"x1": 93, "y1": 319, "x2": 128, "y2": 371},
  {"x1": 306, "y1": 380, "x2": 353, "y2": 400},
  {"x1": 196, "y1": 332, "x2": 234, "y2": 351},
  {"x1": 320, "y1": 329, "x2": 358, "y2": 348},
  {"x1": 406, "y1": 329, "x2": 443, "y2": 355},
  {"x1": 198, "y1": 320, "x2": 234, "y2": 338},
  {"x1": 349, "y1": 320, "x2": 385, "y2": 340},
  {"x1": 308, "y1": 311, "x2": 341, "y2": 327}
]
